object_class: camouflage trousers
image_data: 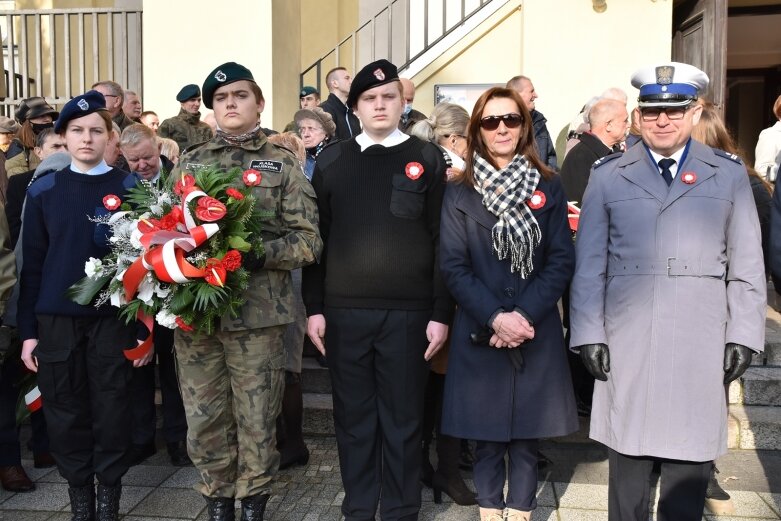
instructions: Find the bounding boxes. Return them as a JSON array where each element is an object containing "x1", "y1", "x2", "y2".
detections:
[{"x1": 174, "y1": 326, "x2": 285, "y2": 499}]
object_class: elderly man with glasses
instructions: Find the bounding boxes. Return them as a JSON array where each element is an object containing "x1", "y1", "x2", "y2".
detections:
[{"x1": 569, "y1": 62, "x2": 766, "y2": 521}]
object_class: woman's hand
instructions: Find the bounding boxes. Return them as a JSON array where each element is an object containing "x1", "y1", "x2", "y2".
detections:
[
  {"x1": 21, "y1": 339, "x2": 39, "y2": 372},
  {"x1": 491, "y1": 312, "x2": 534, "y2": 347}
]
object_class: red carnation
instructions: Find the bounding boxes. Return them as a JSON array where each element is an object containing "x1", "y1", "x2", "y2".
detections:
[
  {"x1": 175, "y1": 317, "x2": 194, "y2": 332},
  {"x1": 221, "y1": 250, "x2": 242, "y2": 272},
  {"x1": 195, "y1": 197, "x2": 227, "y2": 222},
  {"x1": 159, "y1": 207, "x2": 184, "y2": 231},
  {"x1": 226, "y1": 188, "x2": 245, "y2": 200},
  {"x1": 243, "y1": 169, "x2": 262, "y2": 187},
  {"x1": 174, "y1": 173, "x2": 197, "y2": 196},
  {"x1": 103, "y1": 194, "x2": 121, "y2": 211}
]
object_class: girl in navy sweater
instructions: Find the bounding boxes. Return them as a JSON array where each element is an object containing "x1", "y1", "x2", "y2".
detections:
[{"x1": 19, "y1": 91, "x2": 150, "y2": 521}]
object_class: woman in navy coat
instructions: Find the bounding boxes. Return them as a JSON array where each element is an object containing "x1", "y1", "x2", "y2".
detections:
[{"x1": 439, "y1": 87, "x2": 578, "y2": 521}]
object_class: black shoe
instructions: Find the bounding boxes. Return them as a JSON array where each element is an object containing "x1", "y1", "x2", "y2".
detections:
[
  {"x1": 278, "y1": 444, "x2": 309, "y2": 470},
  {"x1": 167, "y1": 441, "x2": 192, "y2": 467},
  {"x1": 68, "y1": 484, "x2": 95, "y2": 521},
  {"x1": 96, "y1": 484, "x2": 121, "y2": 521},
  {"x1": 204, "y1": 496, "x2": 236, "y2": 521},
  {"x1": 706, "y1": 465, "x2": 730, "y2": 501},
  {"x1": 240, "y1": 493, "x2": 269, "y2": 521},
  {"x1": 431, "y1": 470, "x2": 477, "y2": 506},
  {"x1": 421, "y1": 447, "x2": 434, "y2": 488},
  {"x1": 125, "y1": 443, "x2": 156, "y2": 466}
]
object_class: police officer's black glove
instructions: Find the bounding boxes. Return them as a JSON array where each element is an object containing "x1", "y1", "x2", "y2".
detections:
[
  {"x1": 579, "y1": 343, "x2": 610, "y2": 381},
  {"x1": 723, "y1": 343, "x2": 753, "y2": 384}
]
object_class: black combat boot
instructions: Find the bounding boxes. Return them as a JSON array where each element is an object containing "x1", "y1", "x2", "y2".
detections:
[
  {"x1": 67, "y1": 484, "x2": 95, "y2": 521},
  {"x1": 706, "y1": 464, "x2": 731, "y2": 501},
  {"x1": 204, "y1": 496, "x2": 236, "y2": 521},
  {"x1": 95, "y1": 484, "x2": 121, "y2": 521},
  {"x1": 240, "y1": 493, "x2": 269, "y2": 521}
]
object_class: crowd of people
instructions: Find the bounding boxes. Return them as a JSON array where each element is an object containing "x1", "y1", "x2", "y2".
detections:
[{"x1": 0, "y1": 57, "x2": 775, "y2": 521}]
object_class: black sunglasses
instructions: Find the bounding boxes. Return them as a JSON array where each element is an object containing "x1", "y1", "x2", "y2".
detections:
[{"x1": 480, "y1": 113, "x2": 523, "y2": 131}]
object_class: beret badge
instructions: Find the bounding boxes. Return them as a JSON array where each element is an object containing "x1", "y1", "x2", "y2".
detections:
[
  {"x1": 373, "y1": 68, "x2": 385, "y2": 81},
  {"x1": 77, "y1": 99, "x2": 89, "y2": 111},
  {"x1": 214, "y1": 70, "x2": 227, "y2": 82}
]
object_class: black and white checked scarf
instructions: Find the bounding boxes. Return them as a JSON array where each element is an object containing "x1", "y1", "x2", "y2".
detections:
[
  {"x1": 472, "y1": 152, "x2": 541, "y2": 277},
  {"x1": 216, "y1": 121, "x2": 262, "y2": 146}
]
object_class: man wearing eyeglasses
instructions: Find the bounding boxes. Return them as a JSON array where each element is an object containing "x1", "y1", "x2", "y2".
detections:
[
  {"x1": 569, "y1": 62, "x2": 765, "y2": 521},
  {"x1": 92, "y1": 80, "x2": 135, "y2": 130}
]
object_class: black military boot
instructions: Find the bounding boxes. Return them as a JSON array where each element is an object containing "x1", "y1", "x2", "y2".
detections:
[
  {"x1": 67, "y1": 484, "x2": 95, "y2": 521},
  {"x1": 706, "y1": 464, "x2": 731, "y2": 501},
  {"x1": 431, "y1": 435, "x2": 477, "y2": 506},
  {"x1": 204, "y1": 496, "x2": 236, "y2": 521},
  {"x1": 240, "y1": 493, "x2": 269, "y2": 521},
  {"x1": 95, "y1": 484, "x2": 121, "y2": 521}
]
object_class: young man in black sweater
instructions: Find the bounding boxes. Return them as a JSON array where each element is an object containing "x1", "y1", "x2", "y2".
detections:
[{"x1": 303, "y1": 60, "x2": 453, "y2": 521}]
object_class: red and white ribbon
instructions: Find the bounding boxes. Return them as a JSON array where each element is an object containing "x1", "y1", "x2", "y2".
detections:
[{"x1": 25, "y1": 386, "x2": 42, "y2": 412}]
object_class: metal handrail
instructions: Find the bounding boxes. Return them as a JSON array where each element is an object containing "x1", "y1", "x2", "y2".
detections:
[{"x1": 301, "y1": 0, "x2": 494, "y2": 89}]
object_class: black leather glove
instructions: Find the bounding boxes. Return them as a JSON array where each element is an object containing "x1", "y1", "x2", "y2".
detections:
[
  {"x1": 723, "y1": 343, "x2": 753, "y2": 384},
  {"x1": 243, "y1": 250, "x2": 266, "y2": 272},
  {"x1": 579, "y1": 343, "x2": 610, "y2": 381}
]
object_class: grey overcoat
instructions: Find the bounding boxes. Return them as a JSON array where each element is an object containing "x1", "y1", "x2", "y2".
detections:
[{"x1": 569, "y1": 139, "x2": 766, "y2": 462}]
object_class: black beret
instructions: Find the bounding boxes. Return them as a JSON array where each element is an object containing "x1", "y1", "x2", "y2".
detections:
[
  {"x1": 176, "y1": 84, "x2": 201, "y2": 103},
  {"x1": 202, "y1": 62, "x2": 255, "y2": 109},
  {"x1": 54, "y1": 90, "x2": 108, "y2": 133},
  {"x1": 346, "y1": 59, "x2": 399, "y2": 109}
]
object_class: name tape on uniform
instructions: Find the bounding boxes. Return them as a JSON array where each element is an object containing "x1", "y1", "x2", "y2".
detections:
[{"x1": 250, "y1": 160, "x2": 283, "y2": 173}]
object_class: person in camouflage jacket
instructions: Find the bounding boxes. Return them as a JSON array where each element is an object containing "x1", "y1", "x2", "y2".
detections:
[
  {"x1": 159, "y1": 84, "x2": 214, "y2": 154},
  {"x1": 172, "y1": 63, "x2": 322, "y2": 521}
]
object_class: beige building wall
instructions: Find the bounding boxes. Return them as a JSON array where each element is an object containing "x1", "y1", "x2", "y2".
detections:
[
  {"x1": 300, "y1": 0, "x2": 358, "y2": 94},
  {"x1": 411, "y1": 0, "x2": 672, "y2": 143}
]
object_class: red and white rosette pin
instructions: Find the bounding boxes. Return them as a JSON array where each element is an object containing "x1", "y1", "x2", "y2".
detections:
[
  {"x1": 527, "y1": 190, "x2": 546, "y2": 210},
  {"x1": 103, "y1": 194, "x2": 121, "y2": 211},
  {"x1": 405, "y1": 162, "x2": 424, "y2": 180},
  {"x1": 681, "y1": 171, "x2": 697, "y2": 184}
]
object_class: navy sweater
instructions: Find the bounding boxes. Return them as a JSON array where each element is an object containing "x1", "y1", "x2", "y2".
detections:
[{"x1": 18, "y1": 167, "x2": 137, "y2": 340}]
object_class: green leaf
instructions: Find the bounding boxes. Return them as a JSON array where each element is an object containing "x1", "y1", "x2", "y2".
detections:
[
  {"x1": 66, "y1": 274, "x2": 112, "y2": 305},
  {"x1": 227, "y1": 235, "x2": 251, "y2": 252}
]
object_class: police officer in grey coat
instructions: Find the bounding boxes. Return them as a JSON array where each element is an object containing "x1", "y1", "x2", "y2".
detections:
[{"x1": 570, "y1": 63, "x2": 766, "y2": 521}]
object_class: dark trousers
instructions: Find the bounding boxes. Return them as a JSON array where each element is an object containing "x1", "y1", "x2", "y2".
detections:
[
  {"x1": 35, "y1": 315, "x2": 136, "y2": 487},
  {"x1": 0, "y1": 351, "x2": 49, "y2": 465},
  {"x1": 608, "y1": 449, "x2": 710, "y2": 521},
  {"x1": 128, "y1": 325, "x2": 187, "y2": 445},
  {"x1": 474, "y1": 439, "x2": 538, "y2": 510},
  {"x1": 326, "y1": 307, "x2": 430, "y2": 521}
]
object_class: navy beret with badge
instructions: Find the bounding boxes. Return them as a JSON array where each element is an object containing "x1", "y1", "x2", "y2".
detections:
[
  {"x1": 346, "y1": 59, "x2": 400, "y2": 109},
  {"x1": 202, "y1": 62, "x2": 256, "y2": 109},
  {"x1": 54, "y1": 90, "x2": 108, "y2": 133},
  {"x1": 176, "y1": 84, "x2": 201, "y2": 103},
  {"x1": 631, "y1": 62, "x2": 709, "y2": 108}
]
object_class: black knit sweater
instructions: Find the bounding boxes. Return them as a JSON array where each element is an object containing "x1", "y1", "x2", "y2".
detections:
[{"x1": 302, "y1": 137, "x2": 453, "y2": 324}]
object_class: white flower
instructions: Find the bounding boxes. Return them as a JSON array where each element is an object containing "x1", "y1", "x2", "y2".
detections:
[
  {"x1": 130, "y1": 227, "x2": 144, "y2": 249},
  {"x1": 85, "y1": 257, "x2": 104, "y2": 279},
  {"x1": 154, "y1": 284, "x2": 171, "y2": 298},
  {"x1": 110, "y1": 291, "x2": 126, "y2": 308},
  {"x1": 137, "y1": 275, "x2": 156, "y2": 305},
  {"x1": 156, "y1": 309, "x2": 178, "y2": 329}
]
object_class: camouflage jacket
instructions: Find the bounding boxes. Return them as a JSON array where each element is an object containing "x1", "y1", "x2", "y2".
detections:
[
  {"x1": 173, "y1": 131, "x2": 322, "y2": 332},
  {"x1": 159, "y1": 109, "x2": 213, "y2": 154},
  {"x1": 113, "y1": 110, "x2": 136, "y2": 131}
]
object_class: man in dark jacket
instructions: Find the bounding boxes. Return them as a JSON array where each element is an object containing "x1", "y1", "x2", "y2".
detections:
[
  {"x1": 320, "y1": 67, "x2": 361, "y2": 140},
  {"x1": 507, "y1": 75, "x2": 558, "y2": 169},
  {"x1": 560, "y1": 98, "x2": 628, "y2": 205}
]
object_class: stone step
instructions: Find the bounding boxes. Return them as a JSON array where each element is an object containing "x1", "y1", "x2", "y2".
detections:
[
  {"x1": 729, "y1": 366, "x2": 781, "y2": 406},
  {"x1": 761, "y1": 307, "x2": 781, "y2": 366},
  {"x1": 301, "y1": 357, "x2": 332, "y2": 394},
  {"x1": 303, "y1": 392, "x2": 335, "y2": 436},
  {"x1": 728, "y1": 405, "x2": 781, "y2": 450}
]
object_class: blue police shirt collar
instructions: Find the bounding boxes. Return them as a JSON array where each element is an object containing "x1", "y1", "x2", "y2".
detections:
[{"x1": 70, "y1": 159, "x2": 112, "y2": 176}]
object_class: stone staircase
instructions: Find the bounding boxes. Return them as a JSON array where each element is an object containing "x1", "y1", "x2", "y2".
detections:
[{"x1": 301, "y1": 307, "x2": 781, "y2": 452}]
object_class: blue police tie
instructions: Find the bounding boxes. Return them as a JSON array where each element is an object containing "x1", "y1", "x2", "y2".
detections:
[{"x1": 658, "y1": 158, "x2": 675, "y2": 186}]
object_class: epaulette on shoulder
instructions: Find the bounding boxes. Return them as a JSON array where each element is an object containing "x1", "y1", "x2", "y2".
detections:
[
  {"x1": 592, "y1": 151, "x2": 623, "y2": 169},
  {"x1": 180, "y1": 140, "x2": 209, "y2": 157},
  {"x1": 712, "y1": 148, "x2": 743, "y2": 165}
]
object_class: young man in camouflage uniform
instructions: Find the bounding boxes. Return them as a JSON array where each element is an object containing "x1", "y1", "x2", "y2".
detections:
[
  {"x1": 159, "y1": 84, "x2": 214, "y2": 153},
  {"x1": 172, "y1": 62, "x2": 322, "y2": 521}
]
